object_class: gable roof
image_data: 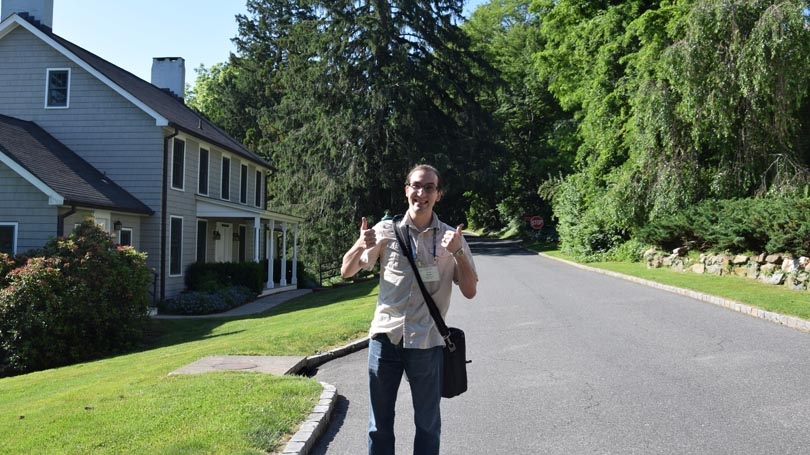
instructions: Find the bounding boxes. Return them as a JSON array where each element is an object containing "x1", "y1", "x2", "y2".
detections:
[
  {"x1": 0, "y1": 14, "x2": 273, "y2": 171},
  {"x1": 0, "y1": 114, "x2": 153, "y2": 215}
]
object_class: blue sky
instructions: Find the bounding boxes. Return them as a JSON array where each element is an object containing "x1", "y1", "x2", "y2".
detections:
[{"x1": 37, "y1": 0, "x2": 486, "y2": 88}]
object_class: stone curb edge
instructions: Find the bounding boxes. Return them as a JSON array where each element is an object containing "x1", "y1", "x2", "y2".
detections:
[
  {"x1": 537, "y1": 252, "x2": 810, "y2": 334},
  {"x1": 278, "y1": 337, "x2": 370, "y2": 455},
  {"x1": 279, "y1": 381, "x2": 336, "y2": 455}
]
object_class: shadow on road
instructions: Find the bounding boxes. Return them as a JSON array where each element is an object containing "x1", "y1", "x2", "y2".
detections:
[
  {"x1": 309, "y1": 395, "x2": 352, "y2": 455},
  {"x1": 466, "y1": 237, "x2": 535, "y2": 257}
]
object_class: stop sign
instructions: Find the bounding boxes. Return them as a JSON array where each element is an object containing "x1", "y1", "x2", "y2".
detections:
[{"x1": 530, "y1": 216, "x2": 544, "y2": 230}]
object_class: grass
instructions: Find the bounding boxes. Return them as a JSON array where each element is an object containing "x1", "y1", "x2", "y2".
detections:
[
  {"x1": 0, "y1": 280, "x2": 379, "y2": 455},
  {"x1": 534, "y1": 247, "x2": 810, "y2": 321},
  {"x1": 3, "y1": 243, "x2": 806, "y2": 454}
]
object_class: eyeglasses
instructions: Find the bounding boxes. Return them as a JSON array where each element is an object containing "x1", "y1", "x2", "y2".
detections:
[{"x1": 407, "y1": 183, "x2": 439, "y2": 194}]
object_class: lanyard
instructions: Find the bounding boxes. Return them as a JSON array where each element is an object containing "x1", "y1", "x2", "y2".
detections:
[{"x1": 408, "y1": 227, "x2": 437, "y2": 265}]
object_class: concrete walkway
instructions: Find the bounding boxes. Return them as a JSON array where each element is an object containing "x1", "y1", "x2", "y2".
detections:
[{"x1": 158, "y1": 287, "x2": 368, "y2": 455}]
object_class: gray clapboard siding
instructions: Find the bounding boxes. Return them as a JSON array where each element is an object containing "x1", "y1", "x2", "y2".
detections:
[{"x1": 0, "y1": 164, "x2": 57, "y2": 253}]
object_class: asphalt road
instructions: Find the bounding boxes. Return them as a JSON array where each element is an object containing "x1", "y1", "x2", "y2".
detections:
[{"x1": 310, "y1": 238, "x2": 810, "y2": 454}]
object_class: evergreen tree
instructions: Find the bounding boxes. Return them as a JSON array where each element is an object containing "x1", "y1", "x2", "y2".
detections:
[{"x1": 227, "y1": 0, "x2": 495, "y2": 264}]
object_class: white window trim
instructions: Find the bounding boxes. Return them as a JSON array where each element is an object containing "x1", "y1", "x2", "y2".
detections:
[
  {"x1": 240, "y1": 163, "x2": 248, "y2": 204},
  {"x1": 221, "y1": 156, "x2": 231, "y2": 200},
  {"x1": 198, "y1": 148, "x2": 210, "y2": 196},
  {"x1": 0, "y1": 222, "x2": 18, "y2": 254},
  {"x1": 255, "y1": 169, "x2": 263, "y2": 207},
  {"x1": 119, "y1": 227, "x2": 134, "y2": 247},
  {"x1": 169, "y1": 216, "x2": 184, "y2": 277},
  {"x1": 171, "y1": 138, "x2": 186, "y2": 191},
  {"x1": 196, "y1": 219, "x2": 208, "y2": 263},
  {"x1": 44, "y1": 68, "x2": 71, "y2": 109}
]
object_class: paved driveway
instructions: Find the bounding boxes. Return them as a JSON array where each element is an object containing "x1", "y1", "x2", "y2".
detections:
[{"x1": 311, "y1": 238, "x2": 810, "y2": 454}]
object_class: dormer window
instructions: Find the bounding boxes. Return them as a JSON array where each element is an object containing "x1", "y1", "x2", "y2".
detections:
[{"x1": 45, "y1": 68, "x2": 70, "y2": 108}]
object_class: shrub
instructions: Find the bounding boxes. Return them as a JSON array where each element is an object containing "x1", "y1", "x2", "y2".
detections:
[
  {"x1": 185, "y1": 261, "x2": 264, "y2": 294},
  {"x1": 0, "y1": 220, "x2": 151, "y2": 377},
  {"x1": 158, "y1": 286, "x2": 255, "y2": 315},
  {"x1": 637, "y1": 197, "x2": 810, "y2": 256}
]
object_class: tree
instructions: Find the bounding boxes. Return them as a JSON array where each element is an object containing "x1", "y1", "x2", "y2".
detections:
[
  {"x1": 222, "y1": 0, "x2": 496, "y2": 264},
  {"x1": 463, "y1": 0, "x2": 576, "y2": 233},
  {"x1": 533, "y1": 0, "x2": 810, "y2": 260}
]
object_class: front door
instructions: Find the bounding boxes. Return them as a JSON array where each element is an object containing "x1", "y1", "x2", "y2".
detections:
[{"x1": 214, "y1": 222, "x2": 233, "y2": 262}]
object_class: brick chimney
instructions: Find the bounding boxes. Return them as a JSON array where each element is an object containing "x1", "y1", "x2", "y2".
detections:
[
  {"x1": 1, "y1": 0, "x2": 54, "y2": 30},
  {"x1": 151, "y1": 57, "x2": 185, "y2": 101}
]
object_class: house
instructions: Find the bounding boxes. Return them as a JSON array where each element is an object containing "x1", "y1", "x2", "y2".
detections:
[{"x1": 0, "y1": 0, "x2": 303, "y2": 300}]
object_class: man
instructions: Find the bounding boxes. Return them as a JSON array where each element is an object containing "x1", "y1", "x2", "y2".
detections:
[{"x1": 341, "y1": 164, "x2": 478, "y2": 455}]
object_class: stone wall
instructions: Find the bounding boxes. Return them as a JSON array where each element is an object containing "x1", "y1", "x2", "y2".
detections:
[{"x1": 644, "y1": 248, "x2": 810, "y2": 292}]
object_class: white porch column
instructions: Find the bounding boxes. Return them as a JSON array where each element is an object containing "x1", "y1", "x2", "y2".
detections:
[
  {"x1": 266, "y1": 220, "x2": 275, "y2": 289},
  {"x1": 252, "y1": 217, "x2": 260, "y2": 262},
  {"x1": 280, "y1": 221, "x2": 288, "y2": 286},
  {"x1": 291, "y1": 223, "x2": 299, "y2": 285}
]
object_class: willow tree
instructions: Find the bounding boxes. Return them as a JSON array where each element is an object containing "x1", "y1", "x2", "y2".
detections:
[{"x1": 534, "y1": 0, "x2": 810, "y2": 260}]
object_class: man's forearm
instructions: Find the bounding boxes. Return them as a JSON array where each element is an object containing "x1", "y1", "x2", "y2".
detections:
[
  {"x1": 341, "y1": 242, "x2": 366, "y2": 278},
  {"x1": 454, "y1": 254, "x2": 477, "y2": 299}
]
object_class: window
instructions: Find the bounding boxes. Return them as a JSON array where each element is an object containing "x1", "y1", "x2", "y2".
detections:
[
  {"x1": 196, "y1": 220, "x2": 207, "y2": 263},
  {"x1": 240, "y1": 164, "x2": 248, "y2": 204},
  {"x1": 171, "y1": 138, "x2": 185, "y2": 190},
  {"x1": 119, "y1": 228, "x2": 133, "y2": 246},
  {"x1": 238, "y1": 225, "x2": 247, "y2": 262},
  {"x1": 198, "y1": 148, "x2": 209, "y2": 195},
  {"x1": 169, "y1": 216, "x2": 183, "y2": 276},
  {"x1": 0, "y1": 224, "x2": 17, "y2": 254},
  {"x1": 45, "y1": 68, "x2": 70, "y2": 108},
  {"x1": 255, "y1": 170, "x2": 262, "y2": 207},
  {"x1": 221, "y1": 157, "x2": 230, "y2": 200}
]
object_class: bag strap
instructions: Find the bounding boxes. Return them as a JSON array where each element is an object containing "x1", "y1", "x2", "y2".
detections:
[{"x1": 392, "y1": 215, "x2": 456, "y2": 352}]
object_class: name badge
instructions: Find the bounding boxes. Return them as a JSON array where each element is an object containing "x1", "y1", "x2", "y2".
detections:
[{"x1": 419, "y1": 265, "x2": 440, "y2": 282}]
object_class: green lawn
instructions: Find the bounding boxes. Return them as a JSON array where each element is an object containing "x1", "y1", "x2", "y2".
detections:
[
  {"x1": 2, "y1": 247, "x2": 807, "y2": 454},
  {"x1": 536, "y1": 248, "x2": 810, "y2": 321},
  {"x1": 0, "y1": 281, "x2": 378, "y2": 455}
]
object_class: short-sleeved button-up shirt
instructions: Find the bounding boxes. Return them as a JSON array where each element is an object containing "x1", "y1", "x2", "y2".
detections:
[{"x1": 359, "y1": 212, "x2": 476, "y2": 349}]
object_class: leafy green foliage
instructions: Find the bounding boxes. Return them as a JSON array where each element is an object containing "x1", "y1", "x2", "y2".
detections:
[
  {"x1": 185, "y1": 261, "x2": 265, "y2": 294},
  {"x1": 0, "y1": 220, "x2": 151, "y2": 377},
  {"x1": 462, "y1": 0, "x2": 575, "y2": 233},
  {"x1": 190, "y1": 0, "x2": 496, "y2": 266},
  {"x1": 158, "y1": 286, "x2": 256, "y2": 315},
  {"x1": 532, "y1": 0, "x2": 810, "y2": 259},
  {"x1": 637, "y1": 197, "x2": 810, "y2": 255}
]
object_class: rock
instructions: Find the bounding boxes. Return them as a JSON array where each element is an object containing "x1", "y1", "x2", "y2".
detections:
[
  {"x1": 765, "y1": 254, "x2": 782, "y2": 264},
  {"x1": 732, "y1": 255, "x2": 749, "y2": 265}
]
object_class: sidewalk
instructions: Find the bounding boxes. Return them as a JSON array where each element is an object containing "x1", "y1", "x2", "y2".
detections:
[{"x1": 157, "y1": 286, "x2": 368, "y2": 455}]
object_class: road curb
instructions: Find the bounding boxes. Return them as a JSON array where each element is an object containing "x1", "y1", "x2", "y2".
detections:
[
  {"x1": 280, "y1": 337, "x2": 370, "y2": 454},
  {"x1": 279, "y1": 381, "x2": 337, "y2": 455},
  {"x1": 537, "y1": 252, "x2": 810, "y2": 334}
]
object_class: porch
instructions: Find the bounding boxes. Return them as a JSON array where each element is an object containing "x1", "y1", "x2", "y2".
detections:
[{"x1": 195, "y1": 197, "x2": 305, "y2": 293}]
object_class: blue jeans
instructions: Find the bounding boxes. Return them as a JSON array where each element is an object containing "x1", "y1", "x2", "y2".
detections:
[{"x1": 368, "y1": 334, "x2": 443, "y2": 455}]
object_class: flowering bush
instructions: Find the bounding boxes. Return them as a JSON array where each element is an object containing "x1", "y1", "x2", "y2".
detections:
[
  {"x1": 158, "y1": 286, "x2": 256, "y2": 315},
  {"x1": 0, "y1": 220, "x2": 151, "y2": 377}
]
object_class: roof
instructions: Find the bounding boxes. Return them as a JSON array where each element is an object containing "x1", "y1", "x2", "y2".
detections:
[
  {"x1": 1, "y1": 14, "x2": 273, "y2": 171},
  {"x1": 0, "y1": 114, "x2": 154, "y2": 215}
]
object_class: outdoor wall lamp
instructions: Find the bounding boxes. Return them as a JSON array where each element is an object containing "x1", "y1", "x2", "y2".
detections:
[
  {"x1": 213, "y1": 230, "x2": 221, "y2": 240},
  {"x1": 113, "y1": 220, "x2": 122, "y2": 231}
]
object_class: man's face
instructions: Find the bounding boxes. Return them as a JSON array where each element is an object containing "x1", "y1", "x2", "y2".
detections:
[{"x1": 405, "y1": 169, "x2": 441, "y2": 215}]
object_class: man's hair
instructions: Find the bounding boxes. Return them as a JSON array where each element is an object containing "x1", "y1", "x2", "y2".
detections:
[{"x1": 405, "y1": 164, "x2": 442, "y2": 189}]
